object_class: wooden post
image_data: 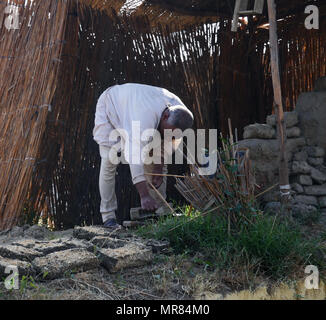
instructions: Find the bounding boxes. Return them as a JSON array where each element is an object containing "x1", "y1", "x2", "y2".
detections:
[{"x1": 267, "y1": 0, "x2": 291, "y2": 205}]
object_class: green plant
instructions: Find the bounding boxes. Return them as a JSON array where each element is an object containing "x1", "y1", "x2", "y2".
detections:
[
  {"x1": 20, "y1": 275, "x2": 37, "y2": 293},
  {"x1": 137, "y1": 209, "x2": 326, "y2": 280}
]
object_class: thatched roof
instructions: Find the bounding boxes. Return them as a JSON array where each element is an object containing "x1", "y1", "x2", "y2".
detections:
[
  {"x1": 145, "y1": 0, "x2": 325, "y2": 19},
  {"x1": 9, "y1": 0, "x2": 325, "y2": 29},
  {"x1": 80, "y1": 0, "x2": 326, "y2": 22},
  {"x1": 70, "y1": 0, "x2": 326, "y2": 31}
]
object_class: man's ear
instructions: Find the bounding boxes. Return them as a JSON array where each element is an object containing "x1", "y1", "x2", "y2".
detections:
[{"x1": 162, "y1": 108, "x2": 170, "y2": 121}]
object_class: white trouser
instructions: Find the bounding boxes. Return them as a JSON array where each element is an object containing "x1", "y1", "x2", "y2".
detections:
[{"x1": 99, "y1": 145, "x2": 168, "y2": 222}]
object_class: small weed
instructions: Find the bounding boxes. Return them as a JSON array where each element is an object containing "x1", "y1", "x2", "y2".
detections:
[{"x1": 20, "y1": 275, "x2": 37, "y2": 293}]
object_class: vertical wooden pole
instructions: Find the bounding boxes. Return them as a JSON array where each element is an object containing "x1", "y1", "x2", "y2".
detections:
[{"x1": 267, "y1": 0, "x2": 291, "y2": 205}]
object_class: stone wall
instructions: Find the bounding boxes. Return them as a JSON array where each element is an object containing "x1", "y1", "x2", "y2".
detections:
[{"x1": 238, "y1": 78, "x2": 326, "y2": 215}]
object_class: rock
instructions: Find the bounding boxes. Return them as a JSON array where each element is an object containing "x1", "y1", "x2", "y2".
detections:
[
  {"x1": 24, "y1": 225, "x2": 51, "y2": 240},
  {"x1": 32, "y1": 248, "x2": 99, "y2": 279},
  {"x1": 318, "y1": 165, "x2": 326, "y2": 175},
  {"x1": 0, "y1": 257, "x2": 34, "y2": 278},
  {"x1": 294, "y1": 175, "x2": 313, "y2": 186},
  {"x1": 308, "y1": 157, "x2": 324, "y2": 167},
  {"x1": 304, "y1": 146, "x2": 325, "y2": 158},
  {"x1": 291, "y1": 161, "x2": 312, "y2": 174},
  {"x1": 238, "y1": 138, "x2": 306, "y2": 193},
  {"x1": 292, "y1": 182, "x2": 304, "y2": 192},
  {"x1": 285, "y1": 127, "x2": 301, "y2": 138},
  {"x1": 98, "y1": 243, "x2": 153, "y2": 273},
  {"x1": 122, "y1": 221, "x2": 144, "y2": 228},
  {"x1": 243, "y1": 124, "x2": 275, "y2": 139},
  {"x1": 90, "y1": 236, "x2": 125, "y2": 249},
  {"x1": 8, "y1": 226, "x2": 25, "y2": 238},
  {"x1": 11, "y1": 239, "x2": 76, "y2": 255},
  {"x1": 294, "y1": 195, "x2": 318, "y2": 206},
  {"x1": 0, "y1": 229, "x2": 10, "y2": 238},
  {"x1": 292, "y1": 175, "x2": 313, "y2": 186},
  {"x1": 145, "y1": 239, "x2": 170, "y2": 253},
  {"x1": 272, "y1": 127, "x2": 301, "y2": 139},
  {"x1": 0, "y1": 244, "x2": 42, "y2": 261},
  {"x1": 73, "y1": 226, "x2": 113, "y2": 241},
  {"x1": 292, "y1": 203, "x2": 317, "y2": 215},
  {"x1": 238, "y1": 138, "x2": 306, "y2": 162},
  {"x1": 291, "y1": 183, "x2": 304, "y2": 194},
  {"x1": 304, "y1": 184, "x2": 326, "y2": 196},
  {"x1": 266, "y1": 112, "x2": 299, "y2": 128},
  {"x1": 264, "y1": 202, "x2": 281, "y2": 214},
  {"x1": 310, "y1": 167, "x2": 326, "y2": 184},
  {"x1": 294, "y1": 151, "x2": 308, "y2": 162},
  {"x1": 314, "y1": 77, "x2": 326, "y2": 92},
  {"x1": 319, "y1": 197, "x2": 326, "y2": 208},
  {"x1": 296, "y1": 92, "x2": 326, "y2": 152}
]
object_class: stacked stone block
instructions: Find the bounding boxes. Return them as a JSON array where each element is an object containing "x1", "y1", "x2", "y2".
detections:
[{"x1": 239, "y1": 111, "x2": 326, "y2": 215}]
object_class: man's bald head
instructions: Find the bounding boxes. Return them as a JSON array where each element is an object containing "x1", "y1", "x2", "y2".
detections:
[
  {"x1": 159, "y1": 105, "x2": 194, "y2": 135},
  {"x1": 166, "y1": 105, "x2": 194, "y2": 131}
]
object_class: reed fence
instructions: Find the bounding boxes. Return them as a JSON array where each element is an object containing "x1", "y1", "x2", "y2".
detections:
[{"x1": 0, "y1": 0, "x2": 325, "y2": 229}]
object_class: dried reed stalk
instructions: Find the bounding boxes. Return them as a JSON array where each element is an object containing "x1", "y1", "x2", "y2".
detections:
[{"x1": 175, "y1": 120, "x2": 257, "y2": 230}]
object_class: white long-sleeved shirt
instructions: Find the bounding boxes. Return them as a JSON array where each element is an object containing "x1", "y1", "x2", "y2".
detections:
[{"x1": 93, "y1": 83, "x2": 188, "y2": 184}]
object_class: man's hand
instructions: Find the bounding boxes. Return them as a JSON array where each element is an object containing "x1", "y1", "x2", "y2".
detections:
[
  {"x1": 140, "y1": 194, "x2": 159, "y2": 211},
  {"x1": 135, "y1": 181, "x2": 159, "y2": 212}
]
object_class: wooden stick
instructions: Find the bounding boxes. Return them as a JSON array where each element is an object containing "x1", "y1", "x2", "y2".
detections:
[
  {"x1": 145, "y1": 173, "x2": 185, "y2": 179},
  {"x1": 148, "y1": 181, "x2": 175, "y2": 214},
  {"x1": 267, "y1": 0, "x2": 291, "y2": 205}
]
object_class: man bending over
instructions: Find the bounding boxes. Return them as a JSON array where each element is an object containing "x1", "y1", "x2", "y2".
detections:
[{"x1": 93, "y1": 83, "x2": 194, "y2": 229}]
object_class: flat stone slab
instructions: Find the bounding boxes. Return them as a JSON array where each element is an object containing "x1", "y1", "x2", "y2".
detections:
[
  {"x1": 292, "y1": 204, "x2": 317, "y2": 216},
  {"x1": 294, "y1": 151, "x2": 308, "y2": 162},
  {"x1": 98, "y1": 243, "x2": 153, "y2": 273},
  {"x1": 23, "y1": 225, "x2": 52, "y2": 240},
  {"x1": 311, "y1": 168, "x2": 326, "y2": 184},
  {"x1": 9, "y1": 238, "x2": 93, "y2": 255},
  {"x1": 294, "y1": 195, "x2": 318, "y2": 206},
  {"x1": 32, "y1": 248, "x2": 99, "y2": 279},
  {"x1": 11, "y1": 239, "x2": 74, "y2": 255},
  {"x1": 291, "y1": 183, "x2": 304, "y2": 194},
  {"x1": 90, "y1": 236, "x2": 126, "y2": 249},
  {"x1": 295, "y1": 175, "x2": 313, "y2": 186},
  {"x1": 291, "y1": 161, "x2": 312, "y2": 174},
  {"x1": 308, "y1": 157, "x2": 324, "y2": 167},
  {"x1": 243, "y1": 124, "x2": 275, "y2": 139},
  {"x1": 0, "y1": 244, "x2": 42, "y2": 262},
  {"x1": 266, "y1": 112, "x2": 299, "y2": 128},
  {"x1": 304, "y1": 146, "x2": 325, "y2": 158},
  {"x1": 145, "y1": 239, "x2": 170, "y2": 253},
  {"x1": 73, "y1": 226, "x2": 114, "y2": 241},
  {"x1": 304, "y1": 184, "x2": 326, "y2": 196},
  {"x1": 319, "y1": 197, "x2": 326, "y2": 208}
]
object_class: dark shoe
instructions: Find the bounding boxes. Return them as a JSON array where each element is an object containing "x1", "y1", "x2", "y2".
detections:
[{"x1": 103, "y1": 218, "x2": 121, "y2": 230}]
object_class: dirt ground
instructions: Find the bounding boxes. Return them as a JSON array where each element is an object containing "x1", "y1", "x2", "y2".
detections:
[
  {"x1": 0, "y1": 220, "x2": 325, "y2": 301},
  {"x1": 0, "y1": 225, "x2": 266, "y2": 300}
]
